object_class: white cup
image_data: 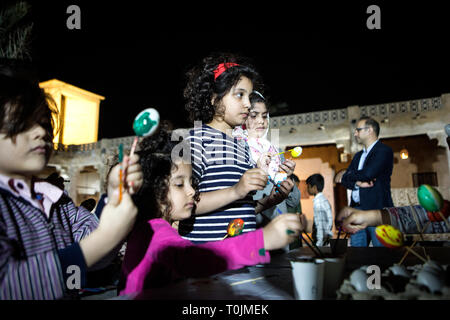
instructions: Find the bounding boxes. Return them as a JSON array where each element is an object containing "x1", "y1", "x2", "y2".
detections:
[
  {"x1": 290, "y1": 258, "x2": 325, "y2": 300},
  {"x1": 323, "y1": 257, "x2": 346, "y2": 298}
]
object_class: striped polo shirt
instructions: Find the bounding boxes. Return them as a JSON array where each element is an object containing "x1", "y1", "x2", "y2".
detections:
[
  {"x1": 178, "y1": 124, "x2": 257, "y2": 243},
  {"x1": 0, "y1": 175, "x2": 97, "y2": 299}
]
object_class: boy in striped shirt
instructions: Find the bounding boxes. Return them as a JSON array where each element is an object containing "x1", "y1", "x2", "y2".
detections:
[{"x1": 0, "y1": 67, "x2": 142, "y2": 299}]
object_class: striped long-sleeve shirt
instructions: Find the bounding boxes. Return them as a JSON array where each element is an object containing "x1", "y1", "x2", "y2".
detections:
[
  {"x1": 178, "y1": 124, "x2": 256, "y2": 243},
  {"x1": 0, "y1": 175, "x2": 98, "y2": 300}
]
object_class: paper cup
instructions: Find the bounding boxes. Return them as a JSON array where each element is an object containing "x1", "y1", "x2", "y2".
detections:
[
  {"x1": 290, "y1": 258, "x2": 325, "y2": 300},
  {"x1": 323, "y1": 257, "x2": 346, "y2": 298}
]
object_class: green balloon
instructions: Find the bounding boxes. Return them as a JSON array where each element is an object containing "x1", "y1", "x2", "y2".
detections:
[{"x1": 417, "y1": 184, "x2": 443, "y2": 212}]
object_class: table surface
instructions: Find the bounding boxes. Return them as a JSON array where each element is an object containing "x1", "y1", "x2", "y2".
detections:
[{"x1": 130, "y1": 246, "x2": 450, "y2": 300}]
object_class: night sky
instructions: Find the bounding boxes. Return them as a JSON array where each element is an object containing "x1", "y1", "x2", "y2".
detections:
[{"x1": 26, "y1": 1, "x2": 450, "y2": 139}]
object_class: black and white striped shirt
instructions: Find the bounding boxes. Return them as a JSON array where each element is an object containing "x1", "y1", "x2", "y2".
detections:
[{"x1": 179, "y1": 124, "x2": 256, "y2": 243}]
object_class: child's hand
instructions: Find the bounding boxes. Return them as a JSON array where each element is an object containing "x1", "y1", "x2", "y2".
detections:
[
  {"x1": 232, "y1": 168, "x2": 268, "y2": 199},
  {"x1": 356, "y1": 179, "x2": 376, "y2": 188},
  {"x1": 335, "y1": 206, "x2": 382, "y2": 234},
  {"x1": 279, "y1": 159, "x2": 296, "y2": 176},
  {"x1": 267, "y1": 178, "x2": 294, "y2": 206},
  {"x1": 79, "y1": 190, "x2": 138, "y2": 268},
  {"x1": 263, "y1": 213, "x2": 305, "y2": 251},
  {"x1": 97, "y1": 190, "x2": 138, "y2": 243},
  {"x1": 107, "y1": 154, "x2": 143, "y2": 196}
]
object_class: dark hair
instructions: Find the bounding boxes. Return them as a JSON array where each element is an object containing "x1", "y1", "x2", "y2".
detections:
[
  {"x1": 289, "y1": 173, "x2": 300, "y2": 184},
  {"x1": 134, "y1": 123, "x2": 199, "y2": 222},
  {"x1": 358, "y1": 116, "x2": 380, "y2": 137},
  {"x1": 183, "y1": 52, "x2": 263, "y2": 123},
  {"x1": 306, "y1": 173, "x2": 324, "y2": 192},
  {"x1": 0, "y1": 66, "x2": 58, "y2": 142}
]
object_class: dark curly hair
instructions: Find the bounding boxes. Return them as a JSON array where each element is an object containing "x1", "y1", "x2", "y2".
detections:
[
  {"x1": 133, "y1": 122, "x2": 199, "y2": 223},
  {"x1": 0, "y1": 64, "x2": 59, "y2": 142},
  {"x1": 183, "y1": 52, "x2": 263, "y2": 124}
]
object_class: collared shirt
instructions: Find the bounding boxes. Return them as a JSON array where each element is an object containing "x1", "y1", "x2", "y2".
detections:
[
  {"x1": 0, "y1": 174, "x2": 64, "y2": 219},
  {"x1": 351, "y1": 139, "x2": 379, "y2": 204},
  {"x1": 0, "y1": 173, "x2": 98, "y2": 299},
  {"x1": 312, "y1": 192, "x2": 333, "y2": 246}
]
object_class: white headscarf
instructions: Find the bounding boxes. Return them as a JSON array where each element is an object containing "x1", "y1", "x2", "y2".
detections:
[{"x1": 232, "y1": 103, "x2": 285, "y2": 183}]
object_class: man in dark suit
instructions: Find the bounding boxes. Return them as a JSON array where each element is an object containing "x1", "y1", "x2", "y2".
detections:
[{"x1": 340, "y1": 116, "x2": 394, "y2": 247}]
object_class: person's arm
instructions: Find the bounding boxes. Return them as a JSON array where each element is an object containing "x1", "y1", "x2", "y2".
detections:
[
  {"x1": 255, "y1": 179, "x2": 294, "y2": 213},
  {"x1": 340, "y1": 158, "x2": 359, "y2": 190},
  {"x1": 335, "y1": 205, "x2": 450, "y2": 235},
  {"x1": 285, "y1": 182, "x2": 301, "y2": 209},
  {"x1": 163, "y1": 214, "x2": 302, "y2": 274},
  {"x1": 195, "y1": 168, "x2": 268, "y2": 215}
]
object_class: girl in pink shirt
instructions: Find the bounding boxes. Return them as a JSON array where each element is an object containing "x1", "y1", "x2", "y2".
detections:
[{"x1": 119, "y1": 125, "x2": 305, "y2": 296}]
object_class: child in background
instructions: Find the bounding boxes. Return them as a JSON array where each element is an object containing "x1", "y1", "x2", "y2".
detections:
[
  {"x1": 119, "y1": 127, "x2": 304, "y2": 296},
  {"x1": 0, "y1": 67, "x2": 142, "y2": 299},
  {"x1": 306, "y1": 174, "x2": 333, "y2": 246},
  {"x1": 233, "y1": 91, "x2": 300, "y2": 228},
  {"x1": 179, "y1": 53, "x2": 294, "y2": 243}
]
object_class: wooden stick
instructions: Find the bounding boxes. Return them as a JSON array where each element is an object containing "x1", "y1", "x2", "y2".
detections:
[
  {"x1": 404, "y1": 246, "x2": 427, "y2": 263},
  {"x1": 300, "y1": 233, "x2": 321, "y2": 258},
  {"x1": 398, "y1": 221, "x2": 430, "y2": 265},
  {"x1": 230, "y1": 276, "x2": 265, "y2": 286},
  {"x1": 129, "y1": 136, "x2": 139, "y2": 158},
  {"x1": 303, "y1": 232, "x2": 325, "y2": 258},
  {"x1": 438, "y1": 211, "x2": 450, "y2": 230}
]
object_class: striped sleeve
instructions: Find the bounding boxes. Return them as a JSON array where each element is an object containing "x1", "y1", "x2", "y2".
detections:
[
  {"x1": 65, "y1": 195, "x2": 100, "y2": 242},
  {"x1": 0, "y1": 220, "x2": 65, "y2": 300}
]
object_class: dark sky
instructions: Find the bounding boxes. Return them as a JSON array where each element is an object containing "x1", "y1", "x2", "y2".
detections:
[{"x1": 27, "y1": 1, "x2": 450, "y2": 139}]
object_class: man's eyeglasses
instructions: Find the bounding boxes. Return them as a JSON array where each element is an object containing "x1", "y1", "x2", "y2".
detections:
[{"x1": 354, "y1": 127, "x2": 369, "y2": 132}]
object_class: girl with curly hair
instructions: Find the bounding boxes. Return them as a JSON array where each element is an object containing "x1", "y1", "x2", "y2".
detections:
[
  {"x1": 119, "y1": 125, "x2": 305, "y2": 296},
  {"x1": 179, "y1": 53, "x2": 295, "y2": 243}
]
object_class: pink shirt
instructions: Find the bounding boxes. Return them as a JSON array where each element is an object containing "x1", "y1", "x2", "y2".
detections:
[{"x1": 120, "y1": 218, "x2": 270, "y2": 295}]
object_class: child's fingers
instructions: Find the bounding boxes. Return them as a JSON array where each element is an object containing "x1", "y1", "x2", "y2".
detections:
[{"x1": 128, "y1": 153, "x2": 140, "y2": 165}]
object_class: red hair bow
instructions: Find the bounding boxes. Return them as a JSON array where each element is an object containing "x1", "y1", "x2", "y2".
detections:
[{"x1": 213, "y1": 62, "x2": 239, "y2": 81}]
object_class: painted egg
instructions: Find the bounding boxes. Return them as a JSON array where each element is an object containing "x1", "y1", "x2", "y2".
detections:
[
  {"x1": 375, "y1": 224, "x2": 404, "y2": 248},
  {"x1": 349, "y1": 268, "x2": 369, "y2": 292},
  {"x1": 227, "y1": 218, "x2": 245, "y2": 237},
  {"x1": 417, "y1": 270, "x2": 445, "y2": 294},
  {"x1": 291, "y1": 147, "x2": 303, "y2": 158},
  {"x1": 389, "y1": 264, "x2": 412, "y2": 278},
  {"x1": 427, "y1": 200, "x2": 449, "y2": 222},
  {"x1": 133, "y1": 108, "x2": 160, "y2": 137},
  {"x1": 417, "y1": 184, "x2": 443, "y2": 213}
]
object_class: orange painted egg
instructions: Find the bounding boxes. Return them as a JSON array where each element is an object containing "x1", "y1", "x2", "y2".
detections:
[{"x1": 227, "y1": 218, "x2": 245, "y2": 237}]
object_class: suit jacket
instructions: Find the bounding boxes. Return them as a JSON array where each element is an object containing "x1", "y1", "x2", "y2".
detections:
[{"x1": 341, "y1": 140, "x2": 394, "y2": 210}]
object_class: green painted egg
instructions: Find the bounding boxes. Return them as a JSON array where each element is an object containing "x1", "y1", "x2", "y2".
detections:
[
  {"x1": 417, "y1": 184, "x2": 443, "y2": 212},
  {"x1": 133, "y1": 108, "x2": 160, "y2": 137}
]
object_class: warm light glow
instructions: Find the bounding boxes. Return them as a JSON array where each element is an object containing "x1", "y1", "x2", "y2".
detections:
[
  {"x1": 39, "y1": 79, "x2": 104, "y2": 146},
  {"x1": 400, "y1": 148, "x2": 409, "y2": 160}
]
